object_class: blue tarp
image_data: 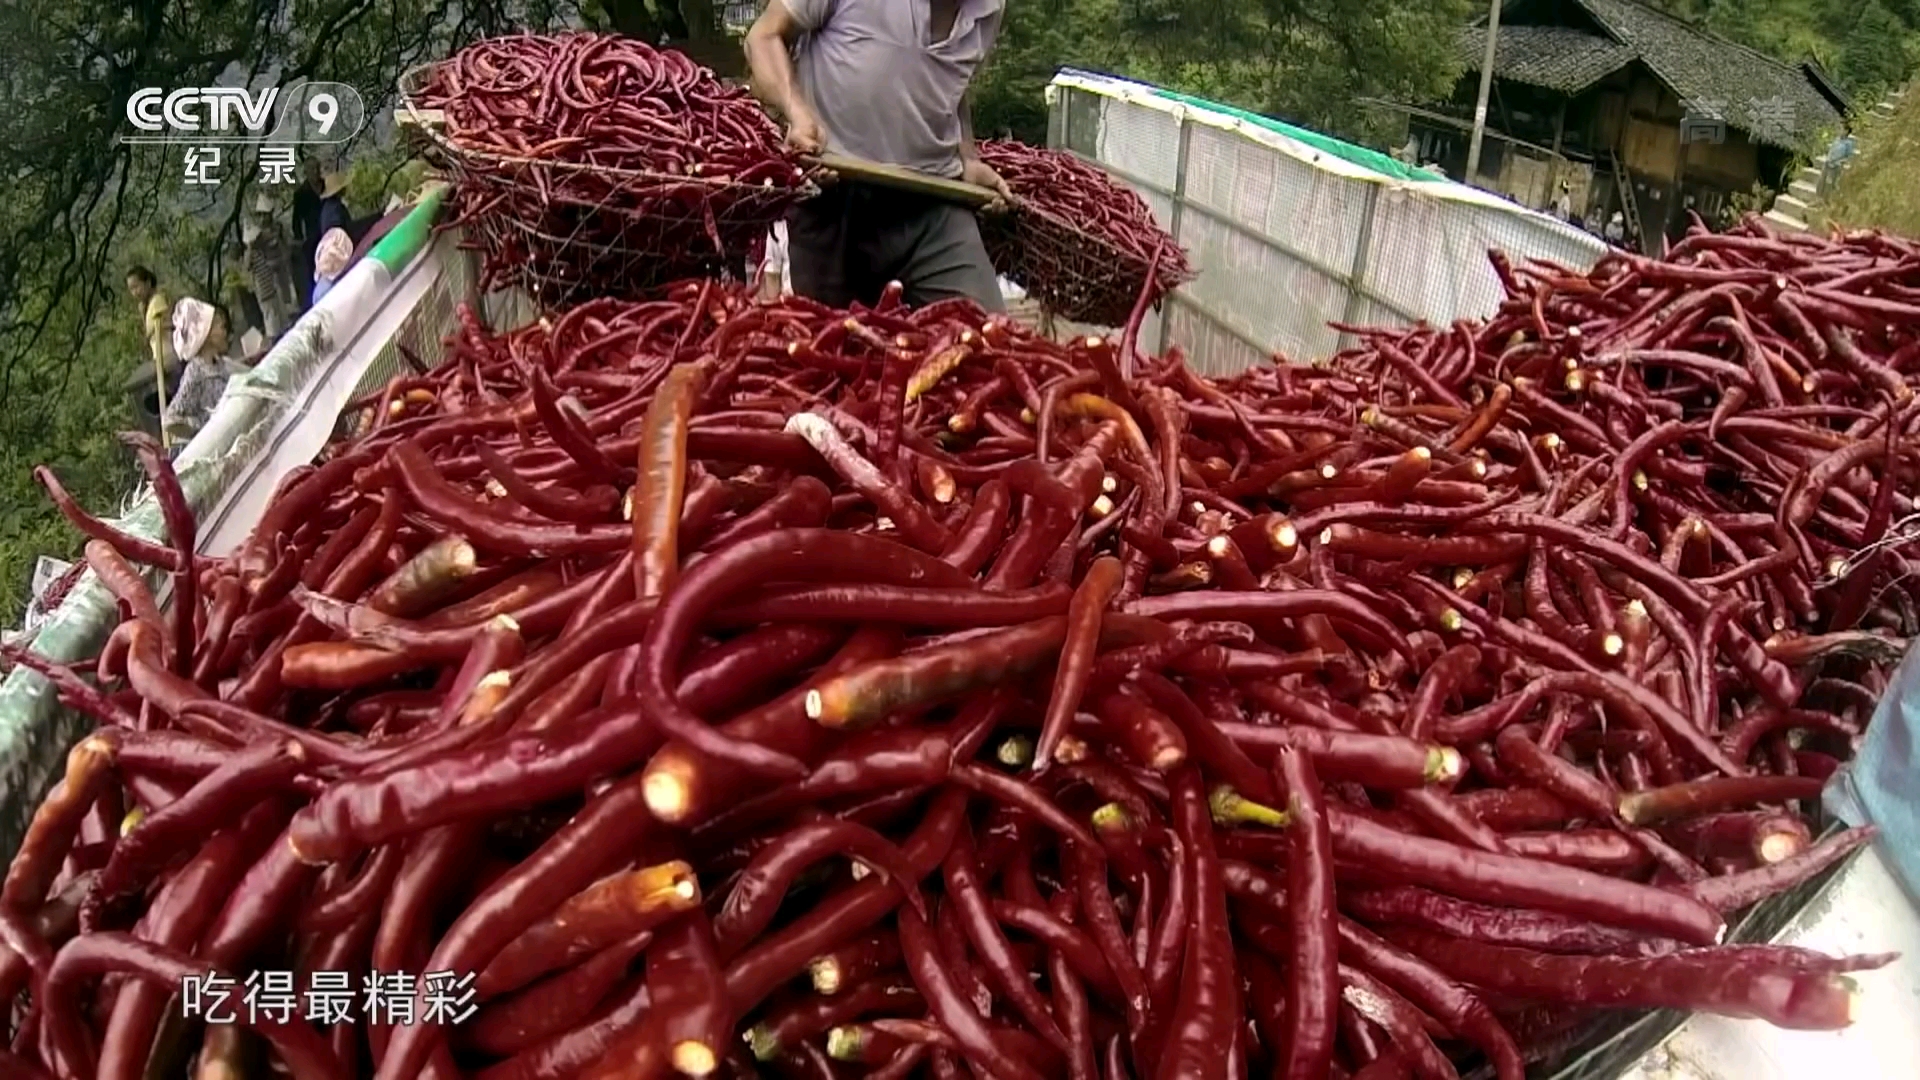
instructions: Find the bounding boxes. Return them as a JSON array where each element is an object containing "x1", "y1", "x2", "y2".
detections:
[{"x1": 1826, "y1": 643, "x2": 1920, "y2": 909}]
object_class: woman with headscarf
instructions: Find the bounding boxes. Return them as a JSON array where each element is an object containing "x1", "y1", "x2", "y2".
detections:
[
  {"x1": 293, "y1": 165, "x2": 352, "y2": 310},
  {"x1": 310, "y1": 227, "x2": 354, "y2": 306},
  {"x1": 163, "y1": 297, "x2": 253, "y2": 449}
]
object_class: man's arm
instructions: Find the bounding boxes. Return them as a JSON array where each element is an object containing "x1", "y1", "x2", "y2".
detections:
[
  {"x1": 959, "y1": 91, "x2": 979, "y2": 163},
  {"x1": 744, "y1": 0, "x2": 825, "y2": 153},
  {"x1": 955, "y1": 91, "x2": 1013, "y2": 203}
]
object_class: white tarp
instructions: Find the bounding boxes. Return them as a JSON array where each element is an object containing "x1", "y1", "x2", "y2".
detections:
[{"x1": 1047, "y1": 71, "x2": 1609, "y2": 374}]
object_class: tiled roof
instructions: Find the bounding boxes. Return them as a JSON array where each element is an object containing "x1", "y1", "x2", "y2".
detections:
[
  {"x1": 1459, "y1": 24, "x2": 1636, "y2": 95},
  {"x1": 1572, "y1": 0, "x2": 1841, "y2": 148},
  {"x1": 1464, "y1": 0, "x2": 1843, "y2": 149}
]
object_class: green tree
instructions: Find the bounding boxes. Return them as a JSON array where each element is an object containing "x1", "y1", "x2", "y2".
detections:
[
  {"x1": 972, "y1": 0, "x2": 1126, "y2": 142},
  {"x1": 1107, "y1": 0, "x2": 1477, "y2": 140},
  {"x1": 1836, "y1": 1, "x2": 1915, "y2": 98},
  {"x1": 589, "y1": 1, "x2": 742, "y2": 72},
  {"x1": 1645, "y1": 0, "x2": 1920, "y2": 95},
  {"x1": 0, "y1": 0, "x2": 586, "y2": 622},
  {"x1": 971, "y1": 0, "x2": 1476, "y2": 145}
]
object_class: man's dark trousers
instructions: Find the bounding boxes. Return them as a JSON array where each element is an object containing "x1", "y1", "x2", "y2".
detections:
[{"x1": 787, "y1": 184, "x2": 1006, "y2": 313}]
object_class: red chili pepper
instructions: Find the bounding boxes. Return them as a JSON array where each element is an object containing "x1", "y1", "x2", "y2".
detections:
[
  {"x1": 724, "y1": 787, "x2": 967, "y2": 1017},
  {"x1": 1037, "y1": 555, "x2": 1123, "y2": 770},
  {"x1": 643, "y1": 625, "x2": 899, "y2": 826},
  {"x1": 1220, "y1": 722, "x2": 1461, "y2": 790},
  {"x1": 84, "y1": 739, "x2": 307, "y2": 930},
  {"x1": 714, "y1": 820, "x2": 923, "y2": 959},
  {"x1": 44, "y1": 932, "x2": 342, "y2": 1079},
  {"x1": 641, "y1": 529, "x2": 969, "y2": 778},
  {"x1": 32, "y1": 466, "x2": 185, "y2": 572},
  {"x1": 1269, "y1": 747, "x2": 1337, "y2": 1079},
  {"x1": 477, "y1": 862, "x2": 699, "y2": 1000},
  {"x1": 940, "y1": 825, "x2": 1069, "y2": 1049},
  {"x1": 1619, "y1": 774, "x2": 1826, "y2": 825},
  {"x1": 465, "y1": 933, "x2": 651, "y2": 1058},
  {"x1": 1324, "y1": 809, "x2": 1725, "y2": 944},
  {"x1": 1394, "y1": 929, "x2": 1879, "y2": 1029},
  {"x1": 894, "y1": 904, "x2": 1050, "y2": 1080}
]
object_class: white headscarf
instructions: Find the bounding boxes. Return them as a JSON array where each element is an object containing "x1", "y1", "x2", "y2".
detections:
[
  {"x1": 171, "y1": 297, "x2": 216, "y2": 362},
  {"x1": 316, "y1": 228, "x2": 354, "y2": 282}
]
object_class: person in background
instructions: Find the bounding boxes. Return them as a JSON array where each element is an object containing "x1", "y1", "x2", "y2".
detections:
[
  {"x1": 245, "y1": 194, "x2": 295, "y2": 337},
  {"x1": 222, "y1": 241, "x2": 265, "y2": 339},
  {"x1": 756, "y1": 221, "x2": 792, "y2": 302},
  {"x1": 310, "y1": 228, "x2": 354, "y2": 306},
  {"x1": 743, "y1": 0, "x2": 1014, "y2": 313},
  {"x1": 126, "y1": 266, "x2": 173, "y2": 375},
  {"x1": 317, "y1": 172, "x2": 354, "y2": 238},
  {"x1": 1551, "y1": 180, "x2": 1572, "y2": 222},
  {"x1": 1604, "y1": 211, "x2": 1626, "y2": 246},
  {"x1": 125, "y1": 265, "x2": 181, "y2": 446},
  {"x1": 1823, "y1": 124, "x2": 1856, "y2": 193},
  {"x1": 163, "y1": 298, "x2": 252, "y2": 449},
  {"x1": 292, "y1": 158, "x2": 327, "y2": 311}
]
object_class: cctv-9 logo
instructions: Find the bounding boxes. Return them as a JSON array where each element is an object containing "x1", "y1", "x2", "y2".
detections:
[
  {"x1": 269, "y1": 82, "x2": 368, "y2": 144},
  {"x1": 121, "y1": 81, "x2": 368, "y2": 144}
]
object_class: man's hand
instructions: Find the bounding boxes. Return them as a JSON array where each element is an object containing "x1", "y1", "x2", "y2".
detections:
[
  {"x1": 785, "y1": 106, "x2": 827, "y2": 156},
  {"x1": 961, "y1": 158, "x2": 1013, "y2": 211}
]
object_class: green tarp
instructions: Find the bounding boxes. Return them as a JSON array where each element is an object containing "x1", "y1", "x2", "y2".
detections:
[{"x1": 1147, "y1": 86, "x2": 1448, "y2": 185}]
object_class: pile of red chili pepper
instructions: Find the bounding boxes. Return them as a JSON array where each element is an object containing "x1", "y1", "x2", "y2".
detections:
[
  {"x1": 4, "y1": 214, "x2": 1910, "y2": 1080},
  {"x1": 408, "y1": 33, "x2": 812, "y2": 306},
  {"x1": 976, "y1": 140, "x2": 1193, "y2": 328}
]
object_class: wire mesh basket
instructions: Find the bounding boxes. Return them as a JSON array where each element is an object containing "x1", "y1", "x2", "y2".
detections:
[
  {"x1": 981, "y1": 200, "x2": 1194, "y2": 328},
  {"x1": 398, "y1": 58, "x2": 814, "y2": 310}
]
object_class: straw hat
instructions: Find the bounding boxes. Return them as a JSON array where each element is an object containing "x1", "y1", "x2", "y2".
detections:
[
  {"x1": 315, "y1": 228, "x2": 354, "y2": 281},
  {"x1": 321, "y1": 172, "x2": 351, "y2": 198},
  {"x1": 172, "y1": 297, "x2": 216, "y2": 361}
]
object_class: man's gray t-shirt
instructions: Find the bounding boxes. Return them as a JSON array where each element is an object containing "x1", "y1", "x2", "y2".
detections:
[{"x1": 786, "y1": 0, "x2": 1004, "y2": 179}]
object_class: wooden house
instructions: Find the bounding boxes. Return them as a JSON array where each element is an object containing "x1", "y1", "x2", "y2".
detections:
[{"x1": 1406, "y1": 0, "x2": 1848, "y2": 249}]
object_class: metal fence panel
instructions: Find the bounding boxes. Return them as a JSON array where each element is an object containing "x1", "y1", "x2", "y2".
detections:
[{"x1": 1047, "y1": 71, "x2": 1609, "y2": 372}]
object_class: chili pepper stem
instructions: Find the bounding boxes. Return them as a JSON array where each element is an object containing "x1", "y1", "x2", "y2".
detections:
[
  {"x1": 1758, "y1": 830, "x2": 1806, "y2": 864},
  {"x1": 1209, "y1": 786, "x2": 1292, "y2": 829},
  {"x1": 747, "y1": 1024, "x2": 781, "y2": 1061},
  {"x1": 997, "y1": 736, "x2": 1036, "y2": 769},
  {"x1": 643, "y1": 759, "x2": 697, "y2": 823},
  {"x1": 809, "y1": 957, "x2": 847, "y2": 994},
  {"x1": 826, "y1": 1026, "x2": 866, "y2": 1062},
  {"x1": 1091, "y1": 803, "x2": 1137, "y2": 836},
  {"x1": 672, "y1": 1040, "x2": 719, "y2": 1076},
  {"x1": 1425, "y1": 746, "x2": 1466, "y2": 784}
]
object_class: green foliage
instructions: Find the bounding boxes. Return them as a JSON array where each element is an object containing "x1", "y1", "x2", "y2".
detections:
[
  {"x1": 0, "y1": 334, "x2": 139, "y2": 628},
  {"x1": 971, "y1": 0, "x2": 1475, "y2": 146},
  {"x1": 1835, "y1": 2, "x2": 1916, "y2": 100},
  {"x1": 1107, "y1": 0, "x2": 1479, "y2": 139},
  {"x1": 1644, "y1": 0, "x2": 1920, "y2": 97},
  {"x1": 0, "y1": 1, "x2": 581, "y2": 624},
  {"x1": 973, "y1": 0, "x2": 1125, "y2": 141},
  {"x1": 1826, "y1": 82, "x2": 1920, "y2": 236}
]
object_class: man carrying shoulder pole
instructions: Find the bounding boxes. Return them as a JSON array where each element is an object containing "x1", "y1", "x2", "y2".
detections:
[{"x1": 744, "y1": 0, "x2": 1013, "y2": 313}]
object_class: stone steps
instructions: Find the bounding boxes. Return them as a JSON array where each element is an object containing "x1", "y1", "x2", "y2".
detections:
[
  {"x1": 1772, "y1": 193, "x2": 1812, "y2": 219},
  {"x1": 1765, "y1": 83, "x2": 1909, "y2": 235},
  {"x1": 1763, "y1": 207, "x2": 1810, "y2": 233}
]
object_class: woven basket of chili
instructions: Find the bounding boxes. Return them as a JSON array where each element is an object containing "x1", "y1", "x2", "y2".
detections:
[
  {"x1": 399, "y1": 32, "x2": 815, "y2": 308},
  {"x1": 977, "y1": 139, "x2": 1193, "y2": 327}
]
